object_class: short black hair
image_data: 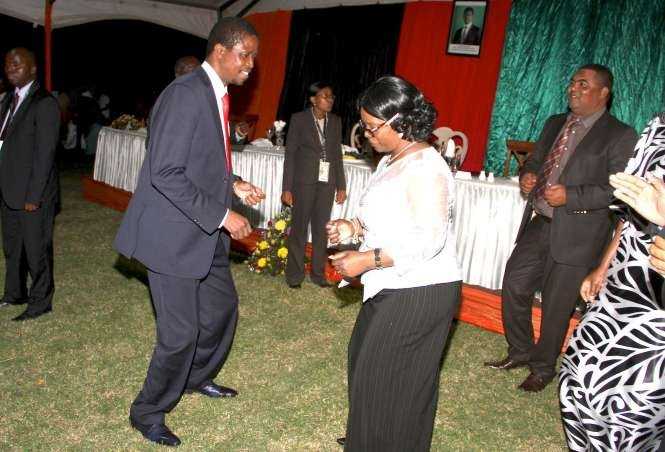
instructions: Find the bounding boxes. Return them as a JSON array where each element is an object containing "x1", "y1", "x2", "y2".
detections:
[
  {"x1": 358, "y1": 76, "x2": 437, "y2": 142},
  {"x1": 307, "y1": 81, "x2": 333, "y2": 97},
  {"x1": 174, "y1": 56, "x2": 199, "y2": 77},
  {"x1": 578, "y1": 63, "x2": 613, "y2": 92},
  {"x1": 8, "y1": 47, "x2": 36, "y2": 68},
  {"x1": 464, "y1": 7, "x2": 474, "y2": 15},
  {"x1": 206, "y1": 17, "x2": 258, "y2": 56}
]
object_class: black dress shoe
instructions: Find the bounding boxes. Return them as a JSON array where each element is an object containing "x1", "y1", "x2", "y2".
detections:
[
  {"x1": 336, "y1": 437, "x2": 345, "y2": 446},
  {"x1": 517, "y1": 372, "x2": 551, "y2": 392},
  {"x1": 187, "y1": 382, "x2": 237, "y2": 398},
  {"x1": 130, "y1": 417, "x2": 181, "y2": 447},
  {"x1": 0, "y1": 297, "x2": 28, "y2": 307},
  {"x1": 288, "y1": 283, "x2": 302, "y2": 289},
  {"x1": 483, "y1": 356, "x2": 528, "y2": 370},
  {"x1": 11, "y1": 306, "x2": 52, "y2": 322}
]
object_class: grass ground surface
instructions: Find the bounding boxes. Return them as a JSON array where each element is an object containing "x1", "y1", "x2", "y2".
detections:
[{"x1": 0, "y1": 169, "x2": 567, "y2": 451}]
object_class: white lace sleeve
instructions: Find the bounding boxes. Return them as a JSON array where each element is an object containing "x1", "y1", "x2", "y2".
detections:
[{"x1": 383, "y1": 160, "x2": 451, "y2": 275}]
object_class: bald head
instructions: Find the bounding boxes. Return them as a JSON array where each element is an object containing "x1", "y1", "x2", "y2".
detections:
[
  {"x1": 5, "y1": 47, "x2": 37, "y2": 88},
  {"x1": 174, "y1": 56, "x2": 199, "y2": 78}
]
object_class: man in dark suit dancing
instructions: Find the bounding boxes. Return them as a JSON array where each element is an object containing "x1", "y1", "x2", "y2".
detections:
[
  {"x1": 0, "y1": 48, "x2": 60, "y2": 321},
  {"x1": 114, "y1": 18, "x2": 264, "y2": 446},
  {"x1": 484, "y1": 64, "x2": 638, "y2": 391},
  {"x1": 452, "y1": 7, "x2": 482, "y2": 45}
]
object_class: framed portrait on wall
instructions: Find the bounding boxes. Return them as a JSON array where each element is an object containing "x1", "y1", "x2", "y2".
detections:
[{"x1": 447, "y1": 0, "x2": 488, "y2": 57}]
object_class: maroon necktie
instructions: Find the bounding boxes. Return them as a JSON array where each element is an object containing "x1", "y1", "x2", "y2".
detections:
[
  {"x1": 0, "y1": 92, "x2": 19, "y2": 140},
  {"x1": 221, "y1": 93, "x2": 232, "y2": 174},
  {"x1": 532, "y1": 117, "x2": 581, "y2": 200}
]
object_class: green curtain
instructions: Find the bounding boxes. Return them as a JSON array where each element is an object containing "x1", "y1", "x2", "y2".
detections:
[{"x1": 485, "y1": 0, "x2": 665, "y2": 175}]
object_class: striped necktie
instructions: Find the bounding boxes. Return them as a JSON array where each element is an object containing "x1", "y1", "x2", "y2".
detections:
[
  {"x1": 0, "y1": 92, "x2": 19, "y2": 140},
  {"x1": 532, "y1": 117, "x2": 581, "y2": 200}
]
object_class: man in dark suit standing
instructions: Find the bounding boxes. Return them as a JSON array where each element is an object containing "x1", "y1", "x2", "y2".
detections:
[
  {"x1": 114, "y1": 18, "x2": 264, "y2": 446},
  {"x1": 484, "y1": 64, "x2": 638, "y2": 391},
  {"x1": 0, "y1": 48, "x2": 60, "y2": 321},
  {"x1": 452, "y1": 7, "x2": 482, "y2": 45}
]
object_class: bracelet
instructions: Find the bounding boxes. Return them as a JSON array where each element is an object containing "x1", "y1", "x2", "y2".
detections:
[{"x1": 374, "y1": 248, "x2": 383, "y2": 269}]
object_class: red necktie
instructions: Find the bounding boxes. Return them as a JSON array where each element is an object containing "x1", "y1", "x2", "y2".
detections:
[
  {"x1": 221, "y1": 93, "x2": 232, "y2": 174},
  {"x1": 0, "y1": 92, "x2": 19, "y2": 140},
  {"x1": 532, "y1": 117, "x2": 580, "y2": 200}
]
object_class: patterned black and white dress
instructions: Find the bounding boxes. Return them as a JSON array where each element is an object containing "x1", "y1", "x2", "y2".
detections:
[{"x1": 559, "y1": 115, "x2": 665, "y2": 451}]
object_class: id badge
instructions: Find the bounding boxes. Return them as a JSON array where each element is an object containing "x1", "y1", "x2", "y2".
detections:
[{"x1": 318, "y1": 160, "x2": 330, "y2": 183}]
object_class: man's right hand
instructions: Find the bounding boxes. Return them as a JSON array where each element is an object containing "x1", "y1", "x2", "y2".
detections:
[
  {"x1": 281, "y1": 191, "x2": 293, "y2": 206},
  {"x1": 222, "y1": 210, "x2": 252, "y2": 240},
  {"x1": 519, "y1": 172, "x2": 537, "y2": 195}
]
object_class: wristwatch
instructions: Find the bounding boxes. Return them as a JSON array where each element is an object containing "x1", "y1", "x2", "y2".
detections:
[{"x1": 374, "y1": 248, "x2": 383, "y2": 269}]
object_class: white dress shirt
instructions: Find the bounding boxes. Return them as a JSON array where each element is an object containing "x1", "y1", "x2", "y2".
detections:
[
  {"x1": 201, "y1": 61, "x2": 232, "y2": 228},
  {"x1": 357, "y1": 147, "x2": 462, "y2": 301}
]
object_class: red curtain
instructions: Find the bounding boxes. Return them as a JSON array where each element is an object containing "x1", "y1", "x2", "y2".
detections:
[
  {"x1": 229, "y1": 11, "x2": 292, "y2": 140},
  {"x1": 395, "y1": 1, "x2": 512, "y2": 171}
]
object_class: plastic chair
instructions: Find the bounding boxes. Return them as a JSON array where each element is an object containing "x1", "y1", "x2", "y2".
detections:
[
  {"x1": 349, "y1": 122, "x2": 363, "y2": 149},
  {"x1": 432, "y1": 127, "x2": 469, "y2": 165}
]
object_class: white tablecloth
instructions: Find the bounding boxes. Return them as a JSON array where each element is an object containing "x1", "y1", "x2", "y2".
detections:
[{"x1": 94, "y1": 127, "x2": 526, "y2": 289}]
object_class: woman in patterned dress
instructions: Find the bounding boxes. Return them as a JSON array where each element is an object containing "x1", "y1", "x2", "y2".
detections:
[{"x1": 559, "y1": 114, "x2": 665, "y2": 451}]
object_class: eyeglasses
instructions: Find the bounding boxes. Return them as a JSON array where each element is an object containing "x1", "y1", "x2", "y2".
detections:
[
  {"x1": 316, "y1": 93, "x2": 335, "y2": 101},
  {"x1": 358, "y1": 112, "x2": 399, "y2": 137}
]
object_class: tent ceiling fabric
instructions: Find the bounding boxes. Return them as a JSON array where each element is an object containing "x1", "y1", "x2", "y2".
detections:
[{"x1": 0, "y1": 0, "x2": 447, "y2": 38}]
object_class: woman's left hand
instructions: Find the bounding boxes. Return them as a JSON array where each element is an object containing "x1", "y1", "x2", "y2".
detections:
[
  {"x1": 329, "y1": 251, "x2": 372, "y2": 278},
  {"x1": 335, "y1": 189, "x2": 347, "y2": 204}
]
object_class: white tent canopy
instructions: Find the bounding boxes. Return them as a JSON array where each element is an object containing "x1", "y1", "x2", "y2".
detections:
[{"x1": 0, "y1": 0, "x2": 446, "y2": 39}]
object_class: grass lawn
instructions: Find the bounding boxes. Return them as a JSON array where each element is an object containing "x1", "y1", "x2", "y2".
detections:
[{"x1": 0, "y1": 169, "x2": 567, "y2": 451}]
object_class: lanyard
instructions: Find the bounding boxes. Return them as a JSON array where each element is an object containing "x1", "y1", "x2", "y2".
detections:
[{"x1": 312, "y1": 109, "x2": 327, "y2": 161}]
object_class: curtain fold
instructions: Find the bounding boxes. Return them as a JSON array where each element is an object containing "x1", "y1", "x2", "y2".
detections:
[
  {"x1": 485, "y1": 0, "x2": 665, "y2": 174},
  {"x1": 229, "y1": 11, "x2": 292, "y2": 141},
  {"x1": 276, "y1": 4, "x2": 404, "y2": 142}
]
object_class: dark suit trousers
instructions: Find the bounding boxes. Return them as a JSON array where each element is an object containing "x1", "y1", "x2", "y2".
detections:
[
  {"x1": 130, "y1": 235, "x2": 239, "y2": 425},
  {"x1": 1, "y1": 196, "x2": 55, "y2": 312},
  {"x1": 345, "y1": 282, "x2": 461, "y2": 452},
  {"x1": 501, "y1": 215, "x2": 590, "y2": 380},
  {"x1": 286, "y1": 182, "x2": 335, "y2": 285}
]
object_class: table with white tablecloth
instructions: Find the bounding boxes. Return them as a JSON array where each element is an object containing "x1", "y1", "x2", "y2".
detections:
[{"x1": 94, "y1": 127, "x2": 526, "y2": 289}]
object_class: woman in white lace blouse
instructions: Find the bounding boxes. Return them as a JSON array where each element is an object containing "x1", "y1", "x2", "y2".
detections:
[{"x1": 326, "y1": 76, "x2": 461, "y2": 452}]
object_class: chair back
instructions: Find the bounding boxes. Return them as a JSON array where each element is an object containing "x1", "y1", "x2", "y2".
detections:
[
  {"x1": 432, "y1": 127, "x2": 469, "y2": 165},
  {"x1": 503, "y1": 139, "x2": 535, "y2": 176},
  {"x1": 349, "y1": 122, "x2": 363, "y2": 149},
  {"x1": 229, "y1": 113, "x2": 259, "y2": 140}
]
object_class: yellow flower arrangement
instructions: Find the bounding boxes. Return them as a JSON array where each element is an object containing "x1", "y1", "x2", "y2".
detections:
[{"x1": 247, "y1": 208, "x2": 292, "y2": 276}]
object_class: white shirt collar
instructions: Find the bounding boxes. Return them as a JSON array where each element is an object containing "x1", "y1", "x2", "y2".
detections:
[
  {"x1": 13, "y1": 80, "x2": 34, "y2": 110},
  {"x1": 201, "y1": 61, "x2": 227, "y2": 99},
  {"x1": 16, "y1": 80, "x2": 34, "y2": 99}
]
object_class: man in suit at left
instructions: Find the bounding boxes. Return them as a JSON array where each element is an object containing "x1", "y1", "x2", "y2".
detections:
[
  {"x1": 452, "y1": 7, "x2": 482, "y2": 45},
  {"x1": 0, "y1": 48, "x2": 60, "y2": 321},
  {"x1": 114, "y1": 17, "x2": 264, "y2": 447}
]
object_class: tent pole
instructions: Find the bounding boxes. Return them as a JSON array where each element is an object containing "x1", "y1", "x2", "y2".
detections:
[{"x1": 44, "y1": 0, "x2": 54, "y2": 91}]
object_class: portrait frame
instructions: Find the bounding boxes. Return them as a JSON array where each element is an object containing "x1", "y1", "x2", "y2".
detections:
[{"x1": 446, "y1": 0, "x2": 488, "y2": 57}]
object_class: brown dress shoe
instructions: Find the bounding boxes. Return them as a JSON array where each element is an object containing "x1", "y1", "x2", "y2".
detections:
[
  {"x1": 517, "y1": 372, "x2": 550, "y2": 392},
  {"x1": 483, "y1": 356, "x2": 528, "y2": 370}
]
